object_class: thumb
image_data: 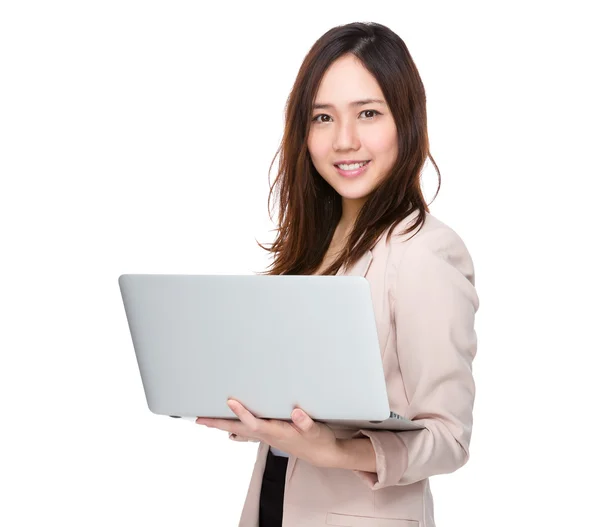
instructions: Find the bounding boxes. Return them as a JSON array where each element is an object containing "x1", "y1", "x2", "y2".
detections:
[{"x1": 292, "y1": 409, "x2": 313, "y2": 432}]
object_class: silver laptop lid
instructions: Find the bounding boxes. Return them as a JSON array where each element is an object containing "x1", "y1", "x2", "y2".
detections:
[{"x1": 119, "y1": 274, "x2": 393, "y2": 424}]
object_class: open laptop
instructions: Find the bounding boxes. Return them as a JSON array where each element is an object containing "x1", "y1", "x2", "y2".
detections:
[{"x1": 118, "y1": 274, "x2": 424, "y2": 432}]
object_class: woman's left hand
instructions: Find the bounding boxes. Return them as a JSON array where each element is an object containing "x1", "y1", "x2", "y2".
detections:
[{"x1": 195, "y1": 399, "x2": 341, "y2": 469}]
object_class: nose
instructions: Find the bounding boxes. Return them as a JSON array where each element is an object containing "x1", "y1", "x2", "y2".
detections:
[{"x1": 332, "y1": 118, "x2": 361, "y2": 152}]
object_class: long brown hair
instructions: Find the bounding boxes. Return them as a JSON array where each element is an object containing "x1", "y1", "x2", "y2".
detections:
[{"x1": 256, "y1": 22, "x2": 440, "y2": 276}]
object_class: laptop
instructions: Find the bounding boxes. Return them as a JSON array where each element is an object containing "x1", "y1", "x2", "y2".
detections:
[{"x1": 118, "y1": 274, "x2": 424, "y2": 432}]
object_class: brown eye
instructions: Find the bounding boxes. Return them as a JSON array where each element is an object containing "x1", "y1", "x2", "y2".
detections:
[
  {"x1": 361, "y1": 109, "x2": 381, "y2": 119},
  {"x1": 312, "y1": 114, "x2": 331, "y2": 123}
]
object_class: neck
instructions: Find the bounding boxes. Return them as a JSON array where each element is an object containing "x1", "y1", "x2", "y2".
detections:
[{"x1": 339, "y1": 196, "x2": 367, "y2": 234}]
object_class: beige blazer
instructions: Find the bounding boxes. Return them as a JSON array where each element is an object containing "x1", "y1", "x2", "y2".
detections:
[{"x1": 235, "y1": 209, "x2": 480, "y2": 527}]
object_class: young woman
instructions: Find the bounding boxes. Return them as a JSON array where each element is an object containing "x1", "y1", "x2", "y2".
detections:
[{"x1": 195, "y1": 22, "x2": 480, "y2": 527}]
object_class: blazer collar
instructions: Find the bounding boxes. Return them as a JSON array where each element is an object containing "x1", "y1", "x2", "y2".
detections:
[
  {"x1": 336, "y1": 220, "x2": 400, "y2": 277},
  {"x1": 336, "y1": 249, "x2": 373, "y2": 277}
]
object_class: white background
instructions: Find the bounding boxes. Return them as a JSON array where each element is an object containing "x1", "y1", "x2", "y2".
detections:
[{"x1": 1, "y1": 1, "x2": 598, "y2": 525}]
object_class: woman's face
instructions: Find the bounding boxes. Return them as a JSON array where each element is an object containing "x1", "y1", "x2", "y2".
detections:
[{"x1": 307, "y1": 54, "x2": 398, "y2": 204}]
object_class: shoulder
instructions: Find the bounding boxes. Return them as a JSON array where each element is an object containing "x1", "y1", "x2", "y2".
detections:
[{"x1": 385, "y1": 211, "x2": 477, "y2": 289}]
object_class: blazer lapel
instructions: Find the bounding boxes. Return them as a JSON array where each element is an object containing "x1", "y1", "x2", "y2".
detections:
[{"x1": 336, "y1": 249, "x2": 373, "y2": 277}]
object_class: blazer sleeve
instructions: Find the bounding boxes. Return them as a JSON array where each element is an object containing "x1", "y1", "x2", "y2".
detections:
[{"x1": 350, "y1": 227, "x2": 480, "y2": 490}]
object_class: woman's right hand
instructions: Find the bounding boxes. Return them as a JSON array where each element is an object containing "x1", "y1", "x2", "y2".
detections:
[{"x1": 228, "y1": 432, "x2": 260, "y2": 442}]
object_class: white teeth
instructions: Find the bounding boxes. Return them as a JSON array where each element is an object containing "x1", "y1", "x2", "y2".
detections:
[{"x1": 338, "y1": 161, "x2": 368, "y2": 170}]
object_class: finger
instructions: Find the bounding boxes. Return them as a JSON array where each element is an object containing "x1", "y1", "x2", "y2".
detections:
[
  {"x1": 227, "y1": 399, "x2": 262, "y2": 434},
  {"x1": 228, "y1": 432, "x2": 251, "y2": 442},
  {"x1": 291, "y1": 408, "x2": 314, "y2": 433},
  {"x1": 196, "y1": 417, "x2": 239, "y2": 434}
]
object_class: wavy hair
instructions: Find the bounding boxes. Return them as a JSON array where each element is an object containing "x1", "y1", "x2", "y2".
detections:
[{"x1": 256, "y1": 22, "x2": 440, "y2": 275}]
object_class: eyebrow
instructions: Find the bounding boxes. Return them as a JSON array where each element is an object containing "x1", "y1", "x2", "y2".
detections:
[{"x1": 312, "y1": 98, "x2": 386, "y2": 110}]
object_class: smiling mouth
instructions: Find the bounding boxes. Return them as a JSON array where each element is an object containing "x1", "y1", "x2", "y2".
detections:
[{"x1": 334, "y1": 160, "x2": 371, "y2": 169}]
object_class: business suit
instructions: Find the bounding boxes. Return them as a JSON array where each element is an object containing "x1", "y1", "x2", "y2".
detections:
[{"x1": 235, "y1": 209, "x2": 480, "y2": 527}]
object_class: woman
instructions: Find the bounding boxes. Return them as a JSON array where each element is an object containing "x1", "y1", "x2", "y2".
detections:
[{"x1": 195, "y1": 21, "x2": 479, "y2": 527}]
